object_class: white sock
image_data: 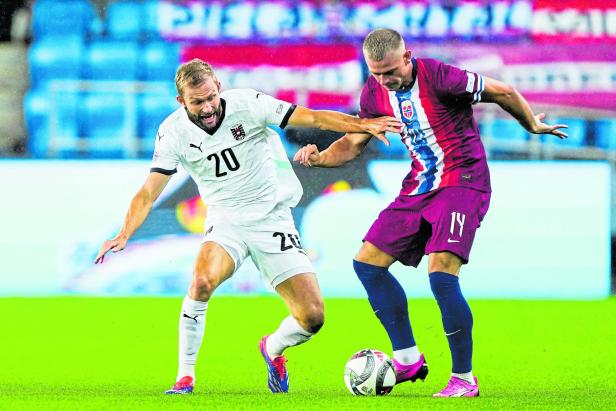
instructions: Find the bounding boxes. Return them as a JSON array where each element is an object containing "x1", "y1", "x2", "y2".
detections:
[
  {"x1": 452, "y1": 371, "x2": 475, "y2": 385},
  {"x1": 266, "y1": 316, "x2": 314, "y2": 358},
  {"x1": 177, "y1": 295, "x2": 208, "y2": 381},
  {"x1": 393, "y1": 346, "x2": 421, "y2": 365}
]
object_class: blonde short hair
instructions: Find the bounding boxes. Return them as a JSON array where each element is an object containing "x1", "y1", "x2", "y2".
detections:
[
  {"x1": 175, "y1": 58, "x2": 217, "y2": 96},
  {"x1": 362, "y1": 28, "x2": 404, "y2": 61}
]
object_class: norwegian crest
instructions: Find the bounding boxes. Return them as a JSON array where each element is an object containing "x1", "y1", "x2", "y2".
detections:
[{"x1": 401, "y1": 100, "x2": 414, "y2": 120}]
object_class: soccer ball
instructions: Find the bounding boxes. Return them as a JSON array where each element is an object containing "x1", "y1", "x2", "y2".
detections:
[{"x1": 343, "y1": 349, "x2": 396, "y2": 396}]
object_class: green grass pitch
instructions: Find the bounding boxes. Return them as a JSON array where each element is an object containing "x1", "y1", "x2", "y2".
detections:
[{"x1": 1, "y1": 296, "x2": 615, "y2": 410}]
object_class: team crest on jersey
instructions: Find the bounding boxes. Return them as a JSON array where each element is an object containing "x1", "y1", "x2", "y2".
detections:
[
  {"x1": 230, "y1": 123, "x2": 246, "y2": 141},
  {"x1": 401, "y1": 100, "x2": 414, "y2": 119}
]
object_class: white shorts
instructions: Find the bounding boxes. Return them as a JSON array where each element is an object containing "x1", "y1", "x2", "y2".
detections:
[{"x1": 201, "y1": 208, "x2": 314, "y2": 289}]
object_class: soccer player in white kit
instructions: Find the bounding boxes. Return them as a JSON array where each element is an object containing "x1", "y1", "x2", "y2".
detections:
[{"x1": 94, "y1": 59, "x2": 402, "y2": 394}]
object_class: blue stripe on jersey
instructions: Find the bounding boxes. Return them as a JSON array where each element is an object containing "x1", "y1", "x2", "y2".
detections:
[{"x1": 395, "y1": 88, "x2": 438, "y2": 194}]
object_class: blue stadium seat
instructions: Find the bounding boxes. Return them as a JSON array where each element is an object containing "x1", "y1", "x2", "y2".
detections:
[
  {"x1": 28, "y1": 36, "x2": 83, "y2": 88},
  {"x1": 138, "y1": 89, "x2": 178, "y2": 155},
  {"x1": 143, "y1": 0, "x2": 162, "y2": 38},
  {"x1": 32, "y1": 0, "x2": 100, "y2": 40},
  {"x1": 482, "y1": 118, "x2": 528, "y2": 142},
  {"x1": 106, "y1": 0, "x2": 144, "y2": 39},
  {"x1": 139, "y1": 42, "x2": 180, "y2": 81},
  {"x1": 85, "y1": 41, "x2": 139, "y2": 80},
  {"x1": 480, "y1": 118, "x2": 528, "y2": 154},
  {"x1": 594, "y1": 119, "x2": 616, "y2": 150},
  {"x1": 24, "y1": 89, "x2": 52, "y2": 157},
  {"x1": 24, "y1": 89, "x2": 80, "y2": 157},
  {"x1": 80, "y1": 91, "x2": 137, "y2": 157},
  {"x1": 137, "y1": 87, "x2": 180, "y2": 155},
  {"x1": 550, "y1": 118, "x2": 586, "y2": 147}
]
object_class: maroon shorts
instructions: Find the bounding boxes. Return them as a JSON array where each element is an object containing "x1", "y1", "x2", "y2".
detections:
[{"x1": 363, "y1": 187, "x2": 491, "y2": 267}]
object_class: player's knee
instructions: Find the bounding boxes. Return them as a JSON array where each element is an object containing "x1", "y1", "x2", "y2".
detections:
[
  {"x1": 354, "y1": 249, "x2": 376, "y2": 265},
  {"x1": 429, "y1": 252, "x2": 462, "y2": 275},
  {"x1": 298, "y1": 303, "x2": 324, "y2": 334},
  {"x1": 189, "y1": 274, "x2": 216, "y2": 301},
  {"x1": 303, "y1": 314, "x2": 324, "y2": 334},
  {"x1": 354, "y1": 242, "x2": 395, "y2": 267}
]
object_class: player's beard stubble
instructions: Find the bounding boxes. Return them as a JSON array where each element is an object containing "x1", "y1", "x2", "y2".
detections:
[{"x1": 187, "y1": 104, "x2": 223, "y2": 132}]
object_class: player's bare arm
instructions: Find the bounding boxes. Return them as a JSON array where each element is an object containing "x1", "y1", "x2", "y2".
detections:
[
  {"x1": 293, "y1": 132, "x2": 373, "y2": 168},
  {"x1": 94, "y1": 172, "x2": 172, "y2": 264},
  {"x1": 481, "y1": 77, "x2": 568, "y2": 139},
  {"x1": 287, "y1": 105, "x2": 402, "y2": 146}
]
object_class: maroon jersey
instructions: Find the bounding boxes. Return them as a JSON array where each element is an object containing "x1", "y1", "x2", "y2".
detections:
[{"x1": 359, "y1": 57, "x2": 491, "y2": 195}]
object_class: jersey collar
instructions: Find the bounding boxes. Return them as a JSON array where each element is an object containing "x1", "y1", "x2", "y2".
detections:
[{"x1": 398, "y1": 58, "x2": 418, "y2": 93}]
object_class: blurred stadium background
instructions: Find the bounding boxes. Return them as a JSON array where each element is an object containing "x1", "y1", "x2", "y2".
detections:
[
  {"x1": 1, "y1": 3, "x2": 615, "y2": 408},
  {"x1": 0, "y1": 0, "x2": 613, "y2": 298}
]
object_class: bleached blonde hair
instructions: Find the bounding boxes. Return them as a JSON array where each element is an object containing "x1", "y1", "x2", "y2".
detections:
[
  {"x1": 175, "y1": 58, "x2": 217, "y2": 96},
  {"x1": 362, "y1": 28, "x2": 404, "y2": 61}
]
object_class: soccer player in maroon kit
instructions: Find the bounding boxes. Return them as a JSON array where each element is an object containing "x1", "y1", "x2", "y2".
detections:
[{"x1": 294, "y1": 28, "x2": 567, "y2": 397}]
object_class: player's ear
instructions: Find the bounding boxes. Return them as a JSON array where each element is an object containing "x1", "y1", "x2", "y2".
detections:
[
  {"x1": 403, "y1": 50, "x2": 412, "y2": 64},
  {"x1": 176, "y1": 95, "x2": 185, "y2": 106},
  {"x1": 215, "y1": 80, "x2": 222, "y2": 92}
]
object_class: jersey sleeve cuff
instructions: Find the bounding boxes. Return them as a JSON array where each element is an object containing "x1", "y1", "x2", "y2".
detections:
[
  {"x1": 472, "y1": 75, "x2": 485, "y2": 104},
  {"x1": 279, "y1": 104, "x2": 297, "y2": 129},
  {"x1": 150, "y1": 167, "x2": 177, "y2": 175}
]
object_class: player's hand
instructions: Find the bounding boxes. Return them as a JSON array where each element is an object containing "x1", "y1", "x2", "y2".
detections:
[
  {"x1": 293, "y1": 144, "x2": 321, "y2": 167},
  {"x1": 531, "y1": 113, "x2": 568, "y2": 139},
  {"x1": 361, "y1": 116, "x2": 403, "y2": 146},
  {"x1": 94, "y1": 236, "x2": 128, "y2": 264}
]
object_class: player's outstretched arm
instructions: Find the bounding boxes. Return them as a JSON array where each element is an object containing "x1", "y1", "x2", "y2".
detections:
[
  {"x1": 481, "y1": 77, "x2": 568, "y2": 139},
  {"x1": 94, "y1": 172, "x2": 172, "y2": 264},
  {"x1": 293, "y1": 132, "x2": 372, "y2": 168},
  {"x1": 287, "y1": 106, "x2": 402, "y2": 146}
]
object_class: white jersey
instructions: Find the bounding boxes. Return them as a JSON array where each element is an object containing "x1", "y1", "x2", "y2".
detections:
[{"x1": 151, "y1": 88, "x2": 303, "y2": 223}]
